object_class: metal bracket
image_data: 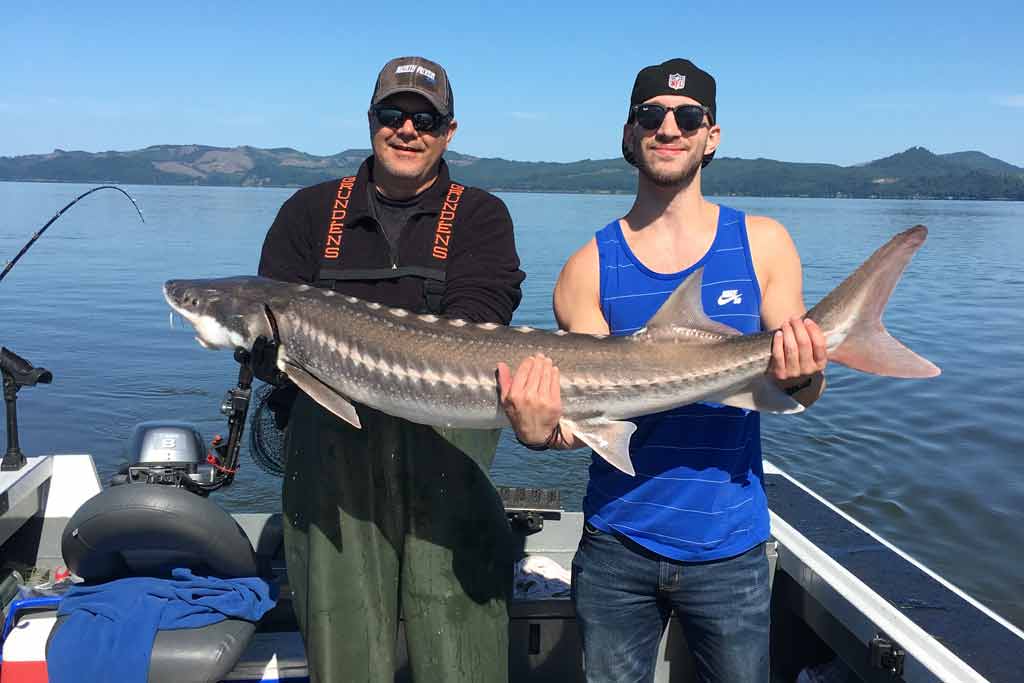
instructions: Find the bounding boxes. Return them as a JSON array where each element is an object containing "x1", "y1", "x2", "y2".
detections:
[
  {"x1": 870, "y1": 634, "x2": 905, "y2": 676},
  {"x1": 497, "y1": 486, "x2": 562, "y2": 536},
  {"x1": 507, "y1": 510, "x2": 545, "y2": 534}
]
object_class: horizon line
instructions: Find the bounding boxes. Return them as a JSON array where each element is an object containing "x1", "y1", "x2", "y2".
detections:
[{"x1": 2, "y1": 143, "x2": 1021, "y2": 172}]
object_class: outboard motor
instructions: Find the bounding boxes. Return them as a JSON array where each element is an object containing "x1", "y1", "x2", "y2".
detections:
[{"x1": 110, "y1": 421, "x2": 217, "y2": 488}]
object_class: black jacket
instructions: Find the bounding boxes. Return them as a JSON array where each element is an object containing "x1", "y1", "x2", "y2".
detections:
[{"x1": 258, "y1": 157, "x2": 524, "y2": 324}]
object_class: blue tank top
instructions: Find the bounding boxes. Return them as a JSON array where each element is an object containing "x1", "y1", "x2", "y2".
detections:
[{"x1": 583, "y1": 205, "x2": 771, "y2": 562}]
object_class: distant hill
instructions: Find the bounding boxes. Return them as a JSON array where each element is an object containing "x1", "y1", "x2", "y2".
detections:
[
  {"x1": 1, "y1": 144, "x2": 1022, "y2": 200},
  {"x1": 939, "y1": 151, "x2": 1024, "y2": 175}
]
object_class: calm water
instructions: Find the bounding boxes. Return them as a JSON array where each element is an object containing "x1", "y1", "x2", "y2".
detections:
[{"x1": 2, "y1": 182, "x2": 1022, "y2": 628}]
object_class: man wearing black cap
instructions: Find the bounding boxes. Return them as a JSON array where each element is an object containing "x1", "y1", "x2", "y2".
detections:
[
  {"x1": 500, "y1": 58, "x2": 828, "y2": 681},
  {"x1": 259, "y1": 56, "x2": 523, "y2": 682}
]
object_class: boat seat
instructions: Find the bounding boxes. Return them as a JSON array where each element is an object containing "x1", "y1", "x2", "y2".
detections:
[
  {"x1": 61, "y1": 483, "x2": 259, "y2": 581},
  {"x1": 46, "y1": 483, "x2": 263, "y2": 683},
  {"x1": 48, "y1": 614, "x2": 256, "y2": 683}
]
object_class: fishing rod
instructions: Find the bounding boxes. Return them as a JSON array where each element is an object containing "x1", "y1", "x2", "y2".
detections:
[{"x1": 0, "y1": 185, "x2": 145, "y2": 283}]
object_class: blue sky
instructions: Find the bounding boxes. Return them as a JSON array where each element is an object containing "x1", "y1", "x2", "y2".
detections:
[{"x1": 2, "y1": 1, "x2": 1022, "y2": 166}]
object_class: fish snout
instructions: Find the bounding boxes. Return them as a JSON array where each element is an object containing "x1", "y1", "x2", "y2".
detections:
[
  {"x1": 163, "y1": 280, "x2": 205, "y2": 314},
  {"x1": 163, "y1": 279, "x2": 187, "y2": 305}
]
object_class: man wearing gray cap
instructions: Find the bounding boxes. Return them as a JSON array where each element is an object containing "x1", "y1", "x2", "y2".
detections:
[
  {"x1": 259, "y1": 56, "x2": 523, "y2": 682},
  {"x1": 500, "y1": 58, "x2": 828, "y2": 681}
]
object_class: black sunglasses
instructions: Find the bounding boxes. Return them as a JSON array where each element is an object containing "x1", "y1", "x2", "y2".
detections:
[
  {"x1": 631, "y1": 104, "x2": 711, "y2": 132},
  {"x1": 372, "y1": 106, "x2": 449, "y2": 133}
]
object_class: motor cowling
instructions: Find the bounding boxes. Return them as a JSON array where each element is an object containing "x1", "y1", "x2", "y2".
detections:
[{"x1": 110, "y1": 421, "x2": 216, "y2": 488}]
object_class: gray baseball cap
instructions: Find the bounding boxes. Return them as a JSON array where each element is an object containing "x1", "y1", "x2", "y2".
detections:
[{"x1": 371, "y1": 56, "x2": 454, "y2": 117}]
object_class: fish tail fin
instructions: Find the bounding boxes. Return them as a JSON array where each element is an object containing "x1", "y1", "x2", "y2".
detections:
[
  {"x1": 829, "y1": 326, "x2": 940, "y2": 378},
  {"x1": 807, "y1": 225, "x2": 940, "y2": 379}
]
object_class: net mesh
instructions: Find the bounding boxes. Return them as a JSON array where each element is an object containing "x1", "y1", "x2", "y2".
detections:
[{"x1": 248, "y1": 383, "x2": 287, "y2": 477}]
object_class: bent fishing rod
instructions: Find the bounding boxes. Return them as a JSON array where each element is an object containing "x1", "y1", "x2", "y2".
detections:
[{"x1": 0, "y1": 185, "x2": 145, "y2": 283}]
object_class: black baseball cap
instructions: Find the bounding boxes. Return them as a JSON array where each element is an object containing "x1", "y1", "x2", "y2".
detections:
[
  {"x1": 371, "y1": 56, "x2": 454, "y2": 117},
  {"x1": 629, "y1": 58, "x2": 716, "y2": 123}
]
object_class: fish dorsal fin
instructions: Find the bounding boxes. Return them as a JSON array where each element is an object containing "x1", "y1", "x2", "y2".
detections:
[{"x1": 643, "y1": 268, "x2": 739, "y2": 340}]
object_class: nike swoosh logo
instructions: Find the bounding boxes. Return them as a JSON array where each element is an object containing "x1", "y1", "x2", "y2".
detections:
[{"x1": 717, "y1": 289, "x2": 743, "y2": 306}]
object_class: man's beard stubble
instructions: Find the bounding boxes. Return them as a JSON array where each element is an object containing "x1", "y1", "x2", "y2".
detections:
[{"x1": 634, "y1": 137, "x2": 702, "y2": 189}]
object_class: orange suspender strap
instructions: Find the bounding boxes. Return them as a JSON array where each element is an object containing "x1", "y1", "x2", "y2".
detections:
[
  {"x1": 322, "y1": 176, "x2": 356, "y2": 260},
  {"x1": 431, "y1": 183, "x2": 464, "y2": 261}
]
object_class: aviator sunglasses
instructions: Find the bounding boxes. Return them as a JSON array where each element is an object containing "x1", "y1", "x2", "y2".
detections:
[
  {"x1": 372, "y1": 106, "x2": 450, "y2": 133},
  {"x1": 631, "y1": 103, "x2": 711, "y2": 132}
]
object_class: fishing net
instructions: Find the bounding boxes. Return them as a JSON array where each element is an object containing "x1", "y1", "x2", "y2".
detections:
[{"x1": 248, "y1": 383, "x2": 287, "y2": 477}]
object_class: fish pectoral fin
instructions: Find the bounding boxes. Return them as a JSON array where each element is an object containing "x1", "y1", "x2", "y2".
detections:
[
  {"x1": 281, "y1": 361, "x2": 361, "y2": 429},
  {"x1": 709, "y1": 376, "x2": 805, "y2": 414},
  {"x1": 562, "y1": 417, "x2": 637, "y2": 477}
]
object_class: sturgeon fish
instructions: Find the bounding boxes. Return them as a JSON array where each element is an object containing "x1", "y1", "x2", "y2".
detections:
[{"x1": 164, "y1": 226, "x2": 939, "y2": 476}]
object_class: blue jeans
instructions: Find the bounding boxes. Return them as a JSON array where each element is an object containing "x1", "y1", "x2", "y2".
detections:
[{"x1": 571, "y1": 523, "x2": 770, "y2": 683}]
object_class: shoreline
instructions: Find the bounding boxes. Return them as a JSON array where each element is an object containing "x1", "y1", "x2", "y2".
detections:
[{"x1": 1, "y1": 178, "x2": 1019, "y2": 202}]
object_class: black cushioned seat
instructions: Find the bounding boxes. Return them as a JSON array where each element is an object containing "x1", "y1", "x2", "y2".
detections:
[{"x1": 48, "y1": 484, "x2": 263, "y2": 682}]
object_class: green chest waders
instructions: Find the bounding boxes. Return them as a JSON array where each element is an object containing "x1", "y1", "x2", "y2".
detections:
[{"x1": 282, "y1": 392, "x2": 511, "y2": 682}]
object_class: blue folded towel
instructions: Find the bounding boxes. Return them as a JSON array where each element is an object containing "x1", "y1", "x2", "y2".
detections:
[{"x1": 47, "y1": 568, "x2": 277, "y2": 683}]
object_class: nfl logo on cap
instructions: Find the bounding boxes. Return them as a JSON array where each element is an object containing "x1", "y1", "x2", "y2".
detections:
[{"x1": 668, "y1": 73, "x2": 685, "y2": 90}]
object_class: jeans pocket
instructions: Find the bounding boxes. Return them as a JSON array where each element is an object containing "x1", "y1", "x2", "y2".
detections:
[
  {"x1": 575, "y1": 522, "x2": 602, "y2": 571},
  {"x1": 576, "y1": 523, "x2": 632, "y2": 576}
]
